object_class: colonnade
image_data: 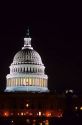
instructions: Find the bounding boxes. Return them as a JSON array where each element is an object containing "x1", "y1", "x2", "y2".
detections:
[
  {"x1": 10, "y1": 67, "x2": 44, "y2": 74},
  {"x1": 7, "y1": 77, "x2": 47, "y2": 88}
]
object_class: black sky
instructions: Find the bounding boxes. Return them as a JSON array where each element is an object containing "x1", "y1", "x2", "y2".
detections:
[{"x1": 0, "y1": 1, "x2": 82, "y2": 91}]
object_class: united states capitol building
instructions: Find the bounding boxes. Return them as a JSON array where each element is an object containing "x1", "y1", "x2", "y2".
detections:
[
  {"x1": 5, "y1": 29, "x2": 48, "y2": 93},
  {"x1": 0, "y1": 29, "x2": 80, "y2": 121}
]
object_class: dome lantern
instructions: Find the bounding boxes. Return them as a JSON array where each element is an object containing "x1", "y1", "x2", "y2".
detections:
[{"x1": 23, "y1": 28, "x2": 33, "y2": 50}]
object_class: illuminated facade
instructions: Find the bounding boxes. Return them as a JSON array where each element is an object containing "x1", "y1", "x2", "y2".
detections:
[
  {"x1": 0, "y1": 92, "x2": 64, "y2": 118},
  {"x1": 5, "y1": 29, "x2": 48, "y2": 92}
]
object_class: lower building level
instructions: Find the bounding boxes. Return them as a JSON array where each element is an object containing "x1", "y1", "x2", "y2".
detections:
[
  {"x1": 0, "y1": 92, "x2": 82, "y2": 119},
  {"x1": 0, "y1": 92, "x2": 65, "y2": 118}
]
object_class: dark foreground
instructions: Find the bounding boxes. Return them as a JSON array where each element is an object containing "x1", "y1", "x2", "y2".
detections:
[{"x1": 0, "y1": 116, "x2": 82, "y2": 125}]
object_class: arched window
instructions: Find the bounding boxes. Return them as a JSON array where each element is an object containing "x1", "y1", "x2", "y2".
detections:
[
  {"x1": 14, "y1": 68, "x2": 15, "y2": 72},
  {"x1": 24, "y1": 67, "x2": 25, "y2": 72},
  {"x1": 30, "y1": 67, "x2": 31, "y2": 72},
  {"x1": 33, "y1": 68, "x2": 34, "y2": 72},
  {"x1": 35, "y1": 68, "x2": 37, "y2": 73},
  {"x1": 16, "y1": 68, "x2": 17, "y2": 72},
  {"x1": 18, "y1": 68, "x2": 19, "y2": 72},
  {"x1": 20, "y1": 68, "x2": 22, "y2": 72},
  {"x1": 38, "y1": 68, "x2": 39, "y2": 72}
]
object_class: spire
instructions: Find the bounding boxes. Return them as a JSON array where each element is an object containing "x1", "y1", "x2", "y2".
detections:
[
  {"x1": 25, "y1": 28, "x2": 30, "y2": 38},
  {"x1": 22, "y1": 28, "x2": 33, "y2": 50}
]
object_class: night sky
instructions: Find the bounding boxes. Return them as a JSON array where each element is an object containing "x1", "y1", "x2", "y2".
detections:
[{"x1": 0, "y1": 1, "x2": 82, "y2": 91}]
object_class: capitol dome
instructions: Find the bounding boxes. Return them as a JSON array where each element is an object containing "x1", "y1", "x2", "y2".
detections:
[
  {"x1": 13, "y1": 49, "x2": 43, "y2": 65},
  {"x1": 5, "y1": 29, "x2": 48, "y2": 92}
]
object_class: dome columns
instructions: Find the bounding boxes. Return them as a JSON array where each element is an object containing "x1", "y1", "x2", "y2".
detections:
[{"x1": 6, "y1": 74, "x2": 48, "y2": 91}]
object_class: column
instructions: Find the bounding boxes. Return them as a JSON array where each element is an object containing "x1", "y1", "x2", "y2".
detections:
[
  {"x1": 43, "y1": 79, "x2": 44, "y2": 87},
  {"x1": 13, "y1": 78, "x2": 15, "y2": 86},
  {"x1": 15, "y1": 78, "x2": 17, "y2": 86},
  {"x1": 32, "y1": 78, "x2": 34, "y2": 86},
  {"x1": 7, "y1": 79, "x2": 9, "y2": 87},
  {"x1": 35, "y1": 78, "x2": 37, "y2": 86},
  {"x1": 23, "y1": 77, "x2": 26, "y2": 85},
  {"x1": 8, "y1": 79, "x2": 10, "y2": 87},
  {"x1": 39, "y1": 78, "x2": 41, "y2": 87},
  {"x1": 26, "y1": 77, "x2": 28, "y2": 86},
  {"x1": 31, "y1": 77, "x2": 33, "y2": 85},
  {"x1": 9, "y1": 79, "x2": 11, "y2": 87},
  {"x1": 20, "y1": 77, "x2": 22, "y2": 86},
  {"x1": 41, "y1": 79, "x2": 43, "y2": 87},
  {"x1": 38, "y1": 78, "x2": 40, "y2": 86},
  {"x1": 37, "y1": 78, "x2": 39, "y2": 86},
  {"x1": 29, "y1": 77, "x2": 31, "y2": 85},
  {"x1": 12, "y1": 78, "x2": 13, "y2": 86}
]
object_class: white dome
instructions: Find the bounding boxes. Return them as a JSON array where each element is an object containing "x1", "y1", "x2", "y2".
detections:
[{"x1": 13, "y1": 48, "x2": 43, "y2": 65}]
